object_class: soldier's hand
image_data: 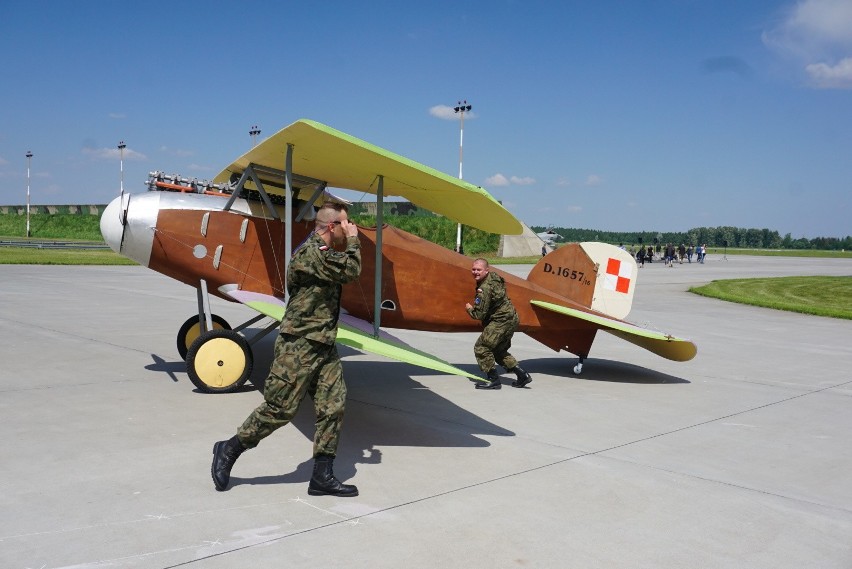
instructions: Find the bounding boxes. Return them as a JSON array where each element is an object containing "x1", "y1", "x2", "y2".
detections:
[
  {"x1": 340, "y1": 219, "x2": 359, "y2": 238},
  {"x1": 465, "y1": 303, "x2": 472, "y2": 310}
]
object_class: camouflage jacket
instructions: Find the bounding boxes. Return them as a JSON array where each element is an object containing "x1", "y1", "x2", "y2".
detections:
[
  {"x1": 466, "y1": 271, "x2": 516, "y2": 326},
  {"x1": 279, "y1": 232, "x2": 362, "y2": 344}
]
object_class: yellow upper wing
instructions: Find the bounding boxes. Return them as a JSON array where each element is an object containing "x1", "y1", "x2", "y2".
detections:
[{"x1": 213, "y1": 119, "x2": 522, "y2": 235}]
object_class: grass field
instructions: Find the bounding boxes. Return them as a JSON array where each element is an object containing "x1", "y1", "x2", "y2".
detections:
[
  {"x1": 690, "y1": 276, "x2": 852, "y2": 320},
  {"x1": 0, "y1": 247, "x2": 137, "y2": 265},
  {"x1": 702, "y1": 247, "x2": 851, "y2": 259}
]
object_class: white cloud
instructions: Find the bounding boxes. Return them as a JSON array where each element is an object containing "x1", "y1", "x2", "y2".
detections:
[
  {"x1": 484, "y1": 173, "x2": 536, "y2": 187},
  {"x1": 566, "y1": 205, "x2": 583, "y2": 213},
  {"x1": 806, "y1": 56, "x2": 852, "y2": 88},
  {"x1": 584, "y1": 174, "x2": 602, "y2": 186},
  {"x1": 429, "y1": 104, "x2": 477, "y2": 120},
  {"x1": 159, "y1": 146, "x2": 194, "y2": 158},
  {"x1": 109, "y1": 112, "x2": 126, "y2": 119},
  {"x1": 763, "y1": 0, "x2": 852, "y2": 88},
  {"x1": 484, "y1": 173, "x2": 510, "y2": 186},
  {"x1": 83, "y1": 147, "x2": 147, "y2": 161},
  {"x1": 555, "y1": 177, "x2": 571, "y2": 187},
  {"x1": 509, "y1": 175, "x2": 536, "y2": 186},
  {"x1": 0, "y1": 156, "x2": 8, "y2": 167},
  {"x1": 186, "y1": 163, "x2": 213, "y2": 173}
]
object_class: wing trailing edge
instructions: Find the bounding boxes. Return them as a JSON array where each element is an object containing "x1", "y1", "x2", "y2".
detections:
[
  {"x1": 220, "y1": 287, "x2": 482, "y2": 381},
  {"x1": 530, "y1": 300, "x2": 697, "y2": 362}
]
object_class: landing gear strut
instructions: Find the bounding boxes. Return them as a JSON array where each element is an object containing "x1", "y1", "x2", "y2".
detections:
[
  {"x1": 177, "y1": 313, "x2": 230, "y2": 360},
  {"x1": 178, "y1": 279, "x2": 280, "y2": 394},
  {"x1": 573, "y1": 356, "x2": 585, "y2": 375}
]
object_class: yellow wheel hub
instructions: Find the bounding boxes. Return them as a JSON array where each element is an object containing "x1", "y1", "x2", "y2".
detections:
[
  {"x1": 184, "y1": 321, "x2": 225, "y2": 352},
  {"x1": 193, "y1": 337, "x2": 247, "y2": 388}
]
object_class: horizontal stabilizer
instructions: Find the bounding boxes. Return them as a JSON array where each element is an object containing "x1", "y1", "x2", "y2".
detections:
[
  {"x1": 530, "y1": 300, "x2": 697, "y2": 362},
  {"x1": 221, "y1": 287, "x2": 482, "y2": 381}
]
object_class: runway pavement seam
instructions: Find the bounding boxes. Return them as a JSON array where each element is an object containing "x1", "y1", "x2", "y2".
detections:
[
  {"x1": 0, "y1": 499, "x2": 298, "y2": 542},
  {"x1": 585, "y1": 377, "x2": 852, "y2": 456},
  {"x1": 596, "y1": 456, "x2": 852, "y2": 516},
  {"x1": 1, "y1": 316, "x2": 156, "y2": 357},
  {"x1": 156, "y1": 458, "x2": 594, "y2": 568},
  {"x1": 143, "y1": 376, "x2": 852, "y2": 567}
]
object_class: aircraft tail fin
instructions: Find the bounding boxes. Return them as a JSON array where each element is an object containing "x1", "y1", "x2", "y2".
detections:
[{"x1": 527, "y1": 242, "x2": 638, "y2": 319}]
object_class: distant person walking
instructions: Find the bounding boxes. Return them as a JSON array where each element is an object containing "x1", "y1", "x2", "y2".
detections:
[
  {"x1": 637, "y1": 247, "x2": 646, "y2": 267},
  {"x1": 664, "y1": 243, "x2": 675, "y2": 267}
]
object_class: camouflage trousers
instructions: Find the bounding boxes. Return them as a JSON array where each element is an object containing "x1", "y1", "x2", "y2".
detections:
[
  {"x1": 237, "y1": 333, "x2": 347, "y2": 457},
  {"x1": 474, "y1": 314, "x2": 520, "y2": 373}
]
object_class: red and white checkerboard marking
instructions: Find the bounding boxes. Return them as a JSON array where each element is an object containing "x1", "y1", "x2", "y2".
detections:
[{"x1": 603, "y1": 257, "x2": 632, "y2": 294}]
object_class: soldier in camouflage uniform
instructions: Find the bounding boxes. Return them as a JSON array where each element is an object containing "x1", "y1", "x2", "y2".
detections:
[
  {"x1": 465, "y1": 258, "x2": 532, "y2": 390},
  {"x1": 212, "y1": 202, "x2": 362, "y2": 497}
]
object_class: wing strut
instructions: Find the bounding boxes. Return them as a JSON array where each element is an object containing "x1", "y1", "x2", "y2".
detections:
[
  {"x1": 373, "y1": 175, "x2": 384, "y2": 338},
  {"x1": 284, "y1": 144, "x2": 294, "y2": 304},
  {"x1": 223, "y1": 165, "x2": 280, "y2": 220}
]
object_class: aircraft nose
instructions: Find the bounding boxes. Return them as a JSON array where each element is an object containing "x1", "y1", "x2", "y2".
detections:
[{"x1": 100, "y1": 196, "x2": 125, "y2": 254}]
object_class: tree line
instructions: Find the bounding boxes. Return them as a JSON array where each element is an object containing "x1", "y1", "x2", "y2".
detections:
[{"x1": 532, "y1": 226, "x2": 852, "y2": 251}]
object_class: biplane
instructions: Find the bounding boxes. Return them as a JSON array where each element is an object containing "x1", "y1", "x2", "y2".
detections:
[{"x1": 100, "y1": 119, "x2": 696, "y2": 393}]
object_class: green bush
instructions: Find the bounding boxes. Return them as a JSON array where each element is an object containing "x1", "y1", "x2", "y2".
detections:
[{"x1": 0, "y1": 213, "x2": 103, "y2": 241}]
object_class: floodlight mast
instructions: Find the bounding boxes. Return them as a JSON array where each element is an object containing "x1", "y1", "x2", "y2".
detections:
[
  {"x1": 249, "y1": 125, "x2": 261, "y2": 148},
  {"x1": 25, "y1": 151, "x2": 32, "y2": 238},
  {"x1": 454, "y1": 100, "x2": 472, "y2": 254},
  {"x1": 118, "y1": 141, "x2": 126, "y2": 194}
]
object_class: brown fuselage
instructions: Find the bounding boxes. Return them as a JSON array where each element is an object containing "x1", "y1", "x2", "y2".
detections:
[{"x1": 148, "y1": 206, "x2": 599, "y2": 355}]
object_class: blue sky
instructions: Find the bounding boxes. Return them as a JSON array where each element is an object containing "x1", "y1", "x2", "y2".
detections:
[{"x1": 1, "y1": 0, "x2": 850, "y2": 238}]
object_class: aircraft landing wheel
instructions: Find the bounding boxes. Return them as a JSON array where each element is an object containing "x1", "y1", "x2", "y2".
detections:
[
  {"x1": 573, "y1": 362, "x2": 584, "y2": 375},
  {"x1": 177, "y1": 314, "x2": 230, "y2": 361},
  {"x1": 185, "y1": 329, "x2": 253, "y2": 393}
]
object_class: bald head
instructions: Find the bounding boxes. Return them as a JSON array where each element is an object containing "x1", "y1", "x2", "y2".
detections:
[{"x1": 471, "y1": 258, "x2": 490, "y2": 284}]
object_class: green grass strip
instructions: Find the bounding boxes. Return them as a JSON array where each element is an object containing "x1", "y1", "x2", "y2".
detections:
[
  {"x1": 690, "y1": 276, "x2": 852, "y2": 320},
  {"x1": 702, "y1": 248, "x2": 852, "y2": 259},
  {"x1": 0, "y1": 247, "x2": 137, "y2": 265}
]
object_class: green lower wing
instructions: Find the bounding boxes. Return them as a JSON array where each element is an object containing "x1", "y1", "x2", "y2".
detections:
[
  {"x1": 224, "y1": 288, "x2": 481, "y2": 381},
  {"x1": 531, "y1": 300, "x2": 697, "y2": 362},
  {"x1": 335, "y1": 324, "x2": 481, "y2": 380}
]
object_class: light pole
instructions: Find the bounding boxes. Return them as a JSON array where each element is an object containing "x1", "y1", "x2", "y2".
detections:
[
  {"x1": 118, "y1": 141, "x2": 126, "y2": 195},
  {"x1": 25, "y1": 151, "x2": 32, "y2": 238},
  {"x1": 454, "y1": 100, "x2": 471, "y2": 254},
  {"x1": 249, "y1": 125, "x2": 261, "y2": 147}
]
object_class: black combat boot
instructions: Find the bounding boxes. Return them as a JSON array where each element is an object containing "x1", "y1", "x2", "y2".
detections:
[
  {"x1": 475, "y1": 368, "x2": 502, "y2": 390},
  {"x1": 211, "y1": 435, "x2": 246, "y2": 491},
  {"x1": 509, "y1": 365, "x2": 532, "y2": 388},
  {"x1": 308, "y1": 454, "x2": 359, "y2": 497}
]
